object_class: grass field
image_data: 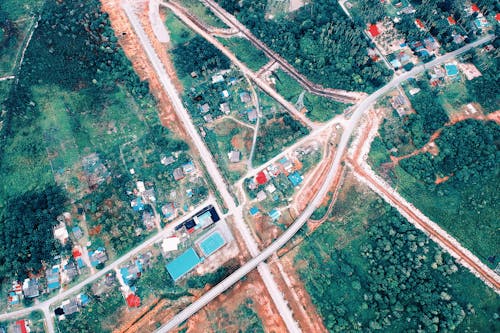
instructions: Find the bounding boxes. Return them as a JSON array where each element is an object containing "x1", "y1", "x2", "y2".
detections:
[
  {"x1": 295, "y1": 175, "x2": 500, "y2": 332},
  {"x1": 180, "y1": 0, "x2": 227, "y2": 28},
  {"x1": 164, "y1": 8, "x2": 197, "y2": 47},
  {"x1": 218, "y1": 37, "x2": 269, "y2": 72},
  {"x1": 273, "y1": 69, "x2": 347, "y2": 122}
]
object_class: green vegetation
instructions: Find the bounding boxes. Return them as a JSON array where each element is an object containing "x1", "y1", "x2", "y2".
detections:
[
  {"x1": 297, "y1": 181, "x2": 500, "y2": 332},
  {"x1": 216, "y1": 0, "x2": 391, "y2": 92},
  {"x1": 234, "y1": 298, "x2": 265, "y2": 333},
  {"x1": 218, "y1": 36, "x2": 269, "y2": 71},
  {"x1": 57, "y1": 287, "x2": 124, "y2": 333},
  {"x1": 273, "y1": 69, "x2": 347, "y2": 122},
  {"x1": 254, "y1": 113, "x2": 309, "y2": 165},
  {"x1": 0, "y1": 185, "x2": 66, "y2": 280},
  {"x1": 164, "y1": 8, "x2": 197, "y2": 46},
  {"x1": 180, "y1": 0, "x2": 228, "y2": 28}
]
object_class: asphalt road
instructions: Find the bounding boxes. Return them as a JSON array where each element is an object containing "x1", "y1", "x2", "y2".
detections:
[
  {"x1": 155, "y1": 34, "x2": 495, "y2": 332},
  {"x1": 123, "y1": 2, "x2": 301, "y2": 332}
]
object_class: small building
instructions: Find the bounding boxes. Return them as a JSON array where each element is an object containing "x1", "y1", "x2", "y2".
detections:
[
  {"x1": 409, "y1": 88, "x2": 421, "y2": 95},
  {"x1": 161, "y1": 202, "x2": 176, "y2": 218},
  {"x1": 131, "y1": 197, "x2": 145, "y2": 212},
  {"x1": 249, "y1": 206, "x2": 259, "y2": 216},
  {"x1": 266, "y1": 183, "x2": 276, "y2": 194},
  {"x1": 268, "y1": 209, "x2": 281, "y2": 221},
  {"x1": 415, "y1": 19, "x2": 425, "y2": 30},
  {"x1": 182, "y1": 161, "x2": 195, "y2": 174},
  {"x1": 22, "y1": 279, "x2": 39, "y2": 298},
  {"x1": 279, "y1": 157, "x2": 294, "y2": 173},
  {"x1": 288, "y1": 171, "x2": 303, "y2": 187},
  {"x1": 8, "y1": 291, "x2": 20, "y2": 306},
  {"x1": 64, "y1": 261, "x2": 79, "y2": 282},
  {"x1": 228, "y1": 150, "x2": 241, "y2": 163},
  {"x1": 126, "y1": 293, "x2": 141, "y2": 308},
  {"x1": 221, "y1": 90, "x2": 230, "y2": 98},
  {"x1": 256, "y1": 190, "x2": 267, "y2": 202},
  {"x1": 173, "y1": 167, "x2": 185, "y2": 181},
  {"x1": 120, "y1": 260, "x2": 143, "y2": 286},
  {"x1": 62, "y1": 298, "x2": 79, "y2": 315},
  {"x1": 447, "y1": 16, "x2": 456, "y2": 25},
  {"x1": 247, "y1": 109, "x2": 258, "y2": 122},
  {"x1": 200, "y1": 103, "x2": 210, "y2": 114},
  {"x1": 368, "y1": 24, "x2": 380, "y2": 37},
  {"x1": 212, "y1": 74, "x2": 224, "y2": 84},
  {"x1": 161, "y1": 236, "x2": 180, "y2": 253},
  {"x1": 47, "y1": 266, "x2": 61, "y2": 291},
  {"x1": 266, "y1": 164, "x2": 280, "y2": 177},
  {"x1": 458, "y1": 63, "x2": 482, "y2": 80},
  {"x1": 161, "y1": 155, "x2": 176, "y2": 166},
  {"x1": 204, "y1": 114, "x2": 214, "y2": 123},
  {"x1": 391, "y1": 95, "x2": 405, "y2": 109},
  {"x1": 72, "y1": 226, "x2": 83, "y2": 240},
  {"x1": 445, "y1": 63, "x2": 459, "y2": 77},
  {"x1": 474, "y1": 17, "x2": 490, "y2": 29},
  {"x1": 239, "y1": 91, "x2": 252, "y2": 104},
  {"x1": 13, "y1": 320, "x2": 28, "y2": 333},
  {"x1": 255, "y1": 171, "x2": 268, "y2": 185},
  {"x1": 136, "y1": 181, "x2": 146, "y2": 193},
  {"x1": 220, "y1": 102, "x2": 231, "y2": 114},
  {"x1": 142, "y1": 212, "x2": 156, "y2": 231},
  {"x1": 89, "y1": 248, "x2": 108, "y2": 267},
  {"x1": 53, "y1": 222, "x2": 69, "y2": 245}
]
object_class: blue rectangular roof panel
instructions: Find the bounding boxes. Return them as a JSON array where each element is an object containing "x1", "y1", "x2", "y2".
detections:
[
  {"x1": 166, "y1": 248, "x2": 202, "y2": 281},
  {"x1": 199, "y1": 232, "x2": 226, "y2": 257}
]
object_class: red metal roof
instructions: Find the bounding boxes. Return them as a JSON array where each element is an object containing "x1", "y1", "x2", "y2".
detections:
[
  {"x1": 415, "y1": 19, "x2": 425, "y2": 29},
  {"x1": 16, "y1": 320, "x2": 27, "y2": 333},
  {"x1": 126, "y1": 294, "x2": 141, "y2": 307},
  {"x1": 368, "y1": 24, "x2": 380, "y2": 37},
  {"x1": 447, "y1": 16, "x2": 456, "y2": 25},
  {"x1": 255, "y1": 171, "x2": 267, "y2": 185},
  {"x1": 72, "y1": 249, "x2": 82, "y2": 258},
  {"x1": 496, "y1": 13, "x2": 500, "y2": 22},
  {"x1": 471, "y1": 4, "x2": 479, "y2": 12}
]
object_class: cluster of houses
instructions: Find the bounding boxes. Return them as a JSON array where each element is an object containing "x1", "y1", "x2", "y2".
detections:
[
  {"x1": 0, "y1": 318, "x2": 34, "y2": 333},
  {"x1": 54, "y1": 293, "x2": 90, "y2": 320},
  {"x1": 428, "y1": 61, "x2": 482, "y2": 87}
]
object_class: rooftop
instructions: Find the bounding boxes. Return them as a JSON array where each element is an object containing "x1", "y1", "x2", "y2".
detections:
[{"x1": 166, "y1": 248, "x2": 202, "y2": 281}]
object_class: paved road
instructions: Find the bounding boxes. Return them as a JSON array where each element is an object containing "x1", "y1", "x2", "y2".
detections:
[
  {"x1": 162, "y1": 0, "x2": 317, "y2": 130},
  {"x1": 200, "y1": 0, "x2": 364, "y2": 103},
  {"x1": 125, "y1": 2, "x2": 301, "y2": 332},
  {"x1": 0, "y1": 198, "x2": 214, "y2": 329},
  {"x1": 155, "y1": 34, "x2": 495, "y2": 332}
]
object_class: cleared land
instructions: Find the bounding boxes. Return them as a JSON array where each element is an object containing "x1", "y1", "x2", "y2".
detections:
[
  {"x1": 295, "y1": 173, "x2": 500, "y2": 332},
  {"x1": 218, "y1": 36, "x2": 269, "y2": 72}
]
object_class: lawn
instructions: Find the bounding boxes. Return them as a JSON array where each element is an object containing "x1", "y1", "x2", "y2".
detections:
[
  {"x1": 218, "y1": 36, "x2": 269, "y2": 71},
  {"x1": 295, "y1": 175, "x2": 500, "y2": 332},
  {"x1": 272, "y1": 69, "x2": 347, "y2": 122}
]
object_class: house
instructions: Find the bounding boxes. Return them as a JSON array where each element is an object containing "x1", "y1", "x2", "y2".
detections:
[
  {"x1": 204, "y1": 114, "x2": 214, "y2": 123},
  {"x1": 447, "y1": 16, "x2": 456, "y2": 25},
  {"x1": 142, "y1": 212, "x2": 156, "y2": 230},
  {"x1": 8, "y1": 291, "x2": 20, "y2": 306},
  {"x1": 255, "y1": 171, "x2": 268, "y2": 185},
  {"x1": 200, "y1": 103, "x2": 210, "y2": 114},
  {"x1": 143, "y1": 188, "x2": 156, "y2": 203},
  {"x1": 471, "y1": 3, "x2": 480, "y2": 13},
  {"x1": 212, "y1": 74, "x2": 224, "y2": 84},
  {"x1": 220, "y1": 102, "x2": 231, "y2": 114},
  {"x1": 249, "y1": 206, "x2": 259, "y2": 216},
  {"x1": 120, "y1": 260, "x2": 143, "y2": 286},
  {"x1": 136, "y1": 181, "x2": 146, "y2": 193},
  {"x1": 173, "y1": 167, "x2": 185, "y2": 181},
  {"x1": 409, "y1": 88, "x2": 421, "y2": 95},
  {"x1": 64, "y1": 261, "x2": 79, "y2": 282},
  {"x1": 162, "y1": 236, "x2": 180, "y2": 253},
  {"x1": 228, "y1": 151, "x2": 240, "y2": 163},
  {"x1": 266, "y1": 164, "x2": 280, "y2": 177},
  {"x1": 131, "y1": 197, "x2": 145, "y2": 212},
  {"x1": 256, "y1": 190, "x2": 267, "y2": 201},
  {"x1": 79, "y1": 293, "x2": 90, "y2": 306},
  {"x1": 415, "y1": 19, "x2": 425, "y2": 30},
  {"x1": 182, "y1": 161, "x2": 195, "y2": 174},
  {"x1": 239, "y1": 91, "x2": 252, "y2": 104},
  {"x1": 288, "y1": 171, "x2": 303, "y2": 187},
  {"x1": 190, "y1": 71, "x2": 198, "y2": 78},
  {"x1": 13, "y1": 320, "x2": 28, "y2": 333},
  {"x1": 424, "y1": 37, "x2": 440, "y2": 53},
  {"x1": 89, "y1": 248, "x2": 108, "y2": 267},
  {"x1": 221, "y1": 90, "x2": 229, "y2": 98},
  {"x1": 72, "y1": 226, "x2": 83, "y2": 240},
  {"x1": 474, "y1": 17, "x2": 490, "y2": 29},
  {"x1": 266, "y1": 183, "x2": 276, "y2": 194},
  {"x1": 458, "y1": 63, "x2": 482, "y2": 80},
  {"x1": 53, "y1": 222, "x2": 69, "y2": 245},
  {"x1": 391, "y1": 95, "x2": 406, "y2": 109},
  {"x1": 445, "y1": 63, "x2": 459, "y2": 77},
  {"x1": 161, "y1": 155, "x2": 176, "y2": 166},
  {"x1": 268, "y1": 209, "x2": 281, "y2": 221},
  {"x1": 390, "y1": 58, "x2": 402, "y2": 69},
  {"x1": 62, "y1": 298, "x2": 79, "y2": 315},
  {"x1": 161, "y1": 202, "x2": 176, "y2": 218},
  {"x1": 126, "y1": 293, "x2": 141, "y2": 308},
  {"x1": 22, "y1": 279, "x2": 39, "y2": 298},
  {"x1": 279, "y1": 157, "x2": 294, "y2": 173},
  {"x1": 247, "y1": 109, "x2": 257, "y2": 122},
  {"x1": 47, "y1": 266, "x2": 61, "y2": 291},
  {"x1": 368, "y1": 24, "x2": 380, "y2": 37}
]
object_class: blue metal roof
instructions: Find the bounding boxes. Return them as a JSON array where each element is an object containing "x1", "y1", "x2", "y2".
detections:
[{"x1": 166, "y1": 248, "x2": 202, "y2": 281}]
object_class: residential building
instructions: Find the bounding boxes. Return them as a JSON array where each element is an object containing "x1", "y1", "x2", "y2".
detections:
[
  {"x1": 62, "y1": 298, "x2": 79, "y2": 315},
  {"x1": 89, "y1": 248, "x2": 108, "y2": 267},
  {"x1": 47, "y1": 266, "x2": 61, "y2": 292},
  {"x1": 256, "y1": 190, "x2": 267, "y2": 201},
  {"x1": 239, "y1": 91, "x2": 252, "y2": 104},
  {"x1": 182, "y1": 161, "x2": 195, "y2": 174},
  {"x1": 161, "y1": 155, "x2": 176, "y2": 166},
  {"x1": 173, "y1": 167, "x2": 185, "y2": 181},
  {"x1": 247, "y1": 109, "x2": 257, "y2": 122},
  {"x1": 219, "y1": 102, "x2": 231, "y2": 114},
  {"x1": 22, "y1": 279, "x2": 39, "y2": 298},
  {"x1": 200, "y1": 103, "x2": 210, "y2": 114},
  {"x1": 228, "y1": 150, "x2": 240, "y2": 163},
  {"x1": 142, "y1": 212, "x2": 156, "y2": 231}
]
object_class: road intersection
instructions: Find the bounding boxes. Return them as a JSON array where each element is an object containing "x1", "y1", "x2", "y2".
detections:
[{"x1": 0, "y1": 1, "x2": 495, "y2": 330}]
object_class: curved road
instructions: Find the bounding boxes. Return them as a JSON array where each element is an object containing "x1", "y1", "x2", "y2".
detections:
[{"x1": 155, "y1": 34, "x2": 495, "y2": 332}]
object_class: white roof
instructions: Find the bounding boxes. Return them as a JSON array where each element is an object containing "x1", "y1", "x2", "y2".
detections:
[
  {"x1": 161, "y1": 237, "x2": 180, "y2": 252},
  {"x1": 54, "y1": 224, "x2": 69, "y2": 243},
  {"x1": 136, "y1": 181, "x2": 145, "y2": 193}
]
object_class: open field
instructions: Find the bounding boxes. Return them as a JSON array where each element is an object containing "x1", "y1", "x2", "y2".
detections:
[
  {"x1": 295, "y1": 173, "x2": 500, "y2": 332},
  {"x1": 218, "y1": 36, "x2": 269, "y2": 72},
  {"x1": 272, "y1": 69, "x2": 348, "y2": 122},
  {"x1": 180, "y1": 0, "x2": 228, "y2": 28}
]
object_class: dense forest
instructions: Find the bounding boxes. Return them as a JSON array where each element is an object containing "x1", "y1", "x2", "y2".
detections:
[
  {"x1": 216, "y1": 0, "x2": 391, "y2": 92},
  {"x1": 0, "y1": 185, "x2": 66, "y2": 280},
  {"x1": 297, "y1": 199, "x2": 500, "y2": 332},
  {"x1": 172, "y1": 35, "x2": 231, "y2": 77}
]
